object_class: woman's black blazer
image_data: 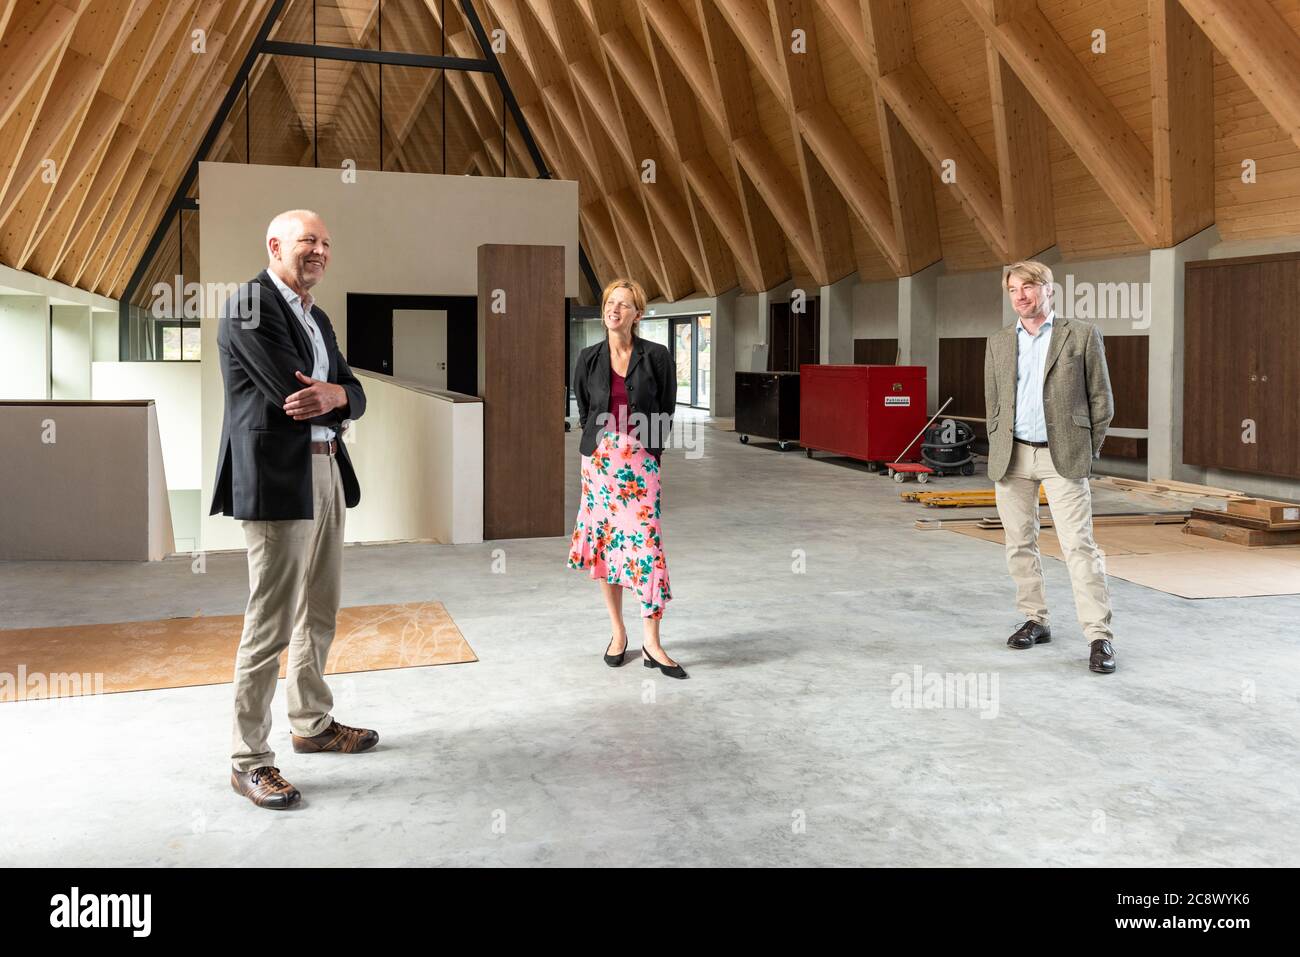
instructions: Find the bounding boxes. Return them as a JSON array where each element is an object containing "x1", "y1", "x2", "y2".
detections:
[{"x1": 573, "y1": 336, "x2": 676, "y2": 460}]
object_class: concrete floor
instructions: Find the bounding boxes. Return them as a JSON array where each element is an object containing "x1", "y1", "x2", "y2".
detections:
[{"x1": 2, "y1": 412, "x2": 1298, "y2": 866}]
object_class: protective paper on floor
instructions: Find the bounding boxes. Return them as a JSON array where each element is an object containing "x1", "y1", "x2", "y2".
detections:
[
  {"x1": 948, "y1": 524, "x2": 1300, "y2": 598},
  {"x1": 0, "y1": 601, "x2": 476, "y2": 702}
]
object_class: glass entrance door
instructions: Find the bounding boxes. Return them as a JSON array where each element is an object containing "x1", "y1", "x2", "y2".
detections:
[{"x1": 668, "y1": 315, "x2": 711, "y2": 408}]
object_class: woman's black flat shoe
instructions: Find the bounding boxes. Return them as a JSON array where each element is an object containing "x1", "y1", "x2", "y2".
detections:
[
  {"x1": 604, "y1": 636, "x2": 627, "y2": 667},
  {"x1": 642, "y1": 646, "x2": 687, "y2": 679}
]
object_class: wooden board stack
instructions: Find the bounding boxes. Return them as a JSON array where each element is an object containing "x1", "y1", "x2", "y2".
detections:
[
  {"x1": 916, "y1": 512, "x2": 1188, "y2": 531},
  {"x1": 900, "y1": 486, "x2": 1047, "y2": 508},
  {"x1": 1091, "y1": 476, "x2": 1247, "y2": 499},
  {"x1": 1185, "y1": 498, "x2": 1300, "y2": 547}
]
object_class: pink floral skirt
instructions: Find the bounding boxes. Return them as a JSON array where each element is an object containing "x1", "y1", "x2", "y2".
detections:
[{"x1": 567, "y1": 430, "x2": 672, "y2": 619}]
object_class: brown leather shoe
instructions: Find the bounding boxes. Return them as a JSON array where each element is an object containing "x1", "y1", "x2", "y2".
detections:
[
  {"x1": 1089, "y1": 638, "x2": 1117, "y2": 674},
  {"x1": 292, "y1": 719, "x2": 379, "y2": 754},
  {"x1": 1007, "y1": 619, "x2": 1051, "y2": 649},
  {"x1": 231, "y1": 766, "x2": 301, "y2": 809}
]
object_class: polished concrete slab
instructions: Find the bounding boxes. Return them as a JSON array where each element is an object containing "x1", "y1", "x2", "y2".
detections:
[{"x1": 2, "y1": 414, "x2": 1298, "y2": 866}]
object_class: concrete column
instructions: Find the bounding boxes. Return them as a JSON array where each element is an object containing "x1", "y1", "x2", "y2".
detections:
[
  {"x1": 1148, "y1": 225, "x2": 1219, "y2": 482},
  {"x1": 0, "y1": 294, "x2": 50, "y2": 400},
  {"x1": 818, "y1": 272, "x2": 855, "y2": 364},
  {"x1": 897, "y1": 260, "x2": 941, "y2": 410},
  {"x1": 710, "y1": 287, "x2": 738, "y2": 416}
]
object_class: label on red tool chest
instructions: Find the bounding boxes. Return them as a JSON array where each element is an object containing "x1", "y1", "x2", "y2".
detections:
[{"x1": 884, "y1": 396, "x2": 911, "y2": 406}]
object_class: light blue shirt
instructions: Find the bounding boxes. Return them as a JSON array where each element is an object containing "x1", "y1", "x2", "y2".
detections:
[
  {"x1": 268, "y1": 269, "x2": 335, "y2": 442},
  {"x1": 1013, "y1": 312, "x2": 1053, "y2": 443}
]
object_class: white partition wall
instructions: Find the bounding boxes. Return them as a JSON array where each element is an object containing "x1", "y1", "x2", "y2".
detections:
[
  {"x1": 92, "y1": 361, "x2": 203, "y2": 491},
  {"x1": 0, "y1": 401, "x2": 174, "y2": 561},
  {"x1": 0, "y1": 296, "x2": 49, "y2": 400}
]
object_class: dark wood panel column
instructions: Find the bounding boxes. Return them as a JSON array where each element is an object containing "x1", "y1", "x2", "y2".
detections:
[{"x1": 478, "y1": 244, "x2": 566, "y2": 539}]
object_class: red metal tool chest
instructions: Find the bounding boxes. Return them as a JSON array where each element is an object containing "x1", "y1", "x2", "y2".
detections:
[{"x1": 799, "y1": 364, "x2": 928, "y2": 466}]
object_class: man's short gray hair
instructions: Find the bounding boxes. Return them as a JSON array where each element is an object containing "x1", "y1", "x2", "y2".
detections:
[{"x1": 266, "y1": 209, "x2": 323, "y2": 255}]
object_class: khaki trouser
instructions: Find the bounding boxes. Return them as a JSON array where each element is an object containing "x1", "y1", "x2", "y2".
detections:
[
  {"x1": 231, "y1": 453, "x2": 345, "y2": 771},
  {"x1": 994, "y1": 441, "x2": 1113, "y2": 643}
]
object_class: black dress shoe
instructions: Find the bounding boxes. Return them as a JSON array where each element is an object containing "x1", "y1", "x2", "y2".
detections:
[
  {"x1": 1007, "y1": 620, "x2": 1051, "y2": 649},
  {"x1": 642, "y1": 646, "x2": 688, "y2": 679},
  {"x1": 1089, "y1": 638, "x2": 1116, "y2": 674},
  {"x1": 604, "y1": 635, "x2": 627, "y2": 667}
]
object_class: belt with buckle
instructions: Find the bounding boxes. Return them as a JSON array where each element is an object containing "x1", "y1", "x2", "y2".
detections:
[
  {"x1": 1014, "y1": 437, "x2": 1049, "y2": 448},
  {"x1": 310, "y1": 440, "x2": 337, "y2": 455}
]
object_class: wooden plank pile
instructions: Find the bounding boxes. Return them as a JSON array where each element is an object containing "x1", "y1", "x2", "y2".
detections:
[
  {"x1": 1185, "y1": 498, "x2": 1300, "y2": 547},
  {"x1": 1091, "y1": 476, "x2": 1246, "y2": 499},
  {"x1": 916, "y1": 512, "x2": 1188, "y2": 531},
  {"x1": 900, "y1": 486, "x2": 1047, "y2": 508}
]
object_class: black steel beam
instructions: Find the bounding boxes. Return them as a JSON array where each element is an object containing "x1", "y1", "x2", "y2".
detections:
[{"x1": 261, "y1": 40, "x2": 494, "y2": 72}]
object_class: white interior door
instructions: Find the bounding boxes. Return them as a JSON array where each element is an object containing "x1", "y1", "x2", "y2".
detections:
[{"x1": 392, "y1": 309, "x2": 447, "y2": 390}]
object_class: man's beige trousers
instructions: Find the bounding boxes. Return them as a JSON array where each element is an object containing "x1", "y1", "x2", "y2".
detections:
[
  {"x1": 231, "y1": 453, "x2": 345, "y2": 772},
  {"x1": 993, "y1": 442, "x2": 1113, "y2": 643}
]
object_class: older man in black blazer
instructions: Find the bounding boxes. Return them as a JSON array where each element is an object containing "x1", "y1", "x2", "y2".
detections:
[{"x1": 211, "y1": 209, "x2": 375, "y2": 810}]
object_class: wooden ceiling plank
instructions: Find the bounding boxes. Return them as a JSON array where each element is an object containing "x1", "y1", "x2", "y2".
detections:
[
  {"x1": 638, "y1": 4, "x2": 761, "y2": 290},
  {"x1": 568, "y1": 1, "x2": 706, "y2": 296},
  {"x1": 0, "y1": 0, "x2": 81, "y2": 131},
  {"x1": 634, "y1": 6, "x2": 748, "y2": 291},
  {"x1": 986, "y1": 40, "x2": 1055, "y2": 259},
  {"x1": 764, "y1": 0, "x2": 858, "y2": 284},
  {"x1": 477, "y1": 0, "x2": 619, "y2": 276},
  {"x1": 47, "y1": 0, "x2": 199, "y2": 279},
  {"x1": 1151, "y1": 0, "x2": 1214, "y2": 247},
  {"x1": 95, "y1": 0, "x2": 252, "y2": 293},
  {"x1": 478, "y1": 0, "x2": 661, "y2": 297},
  {"x1": 108, "y1": 0, "x2": 271, "y2": 295},
  {"x1": 856, "y1": 0, "x2": 942, "y2": 273},
  {"x1": 0, "y1": 0, "x2": 148, "y2": 257},
  {"x1": 694, "y1": 0, "x2": 789, "y2": 289},
  {"x1": 22, "y1": 0, "x2": 178, "y2": 266},
  {"x1": 1178, "y1": 0, "x2": 1300, "y2": 154},
  {"x1": 866, "y1": 0, "x2": 1006, "y2": 261},
  {"x1": 960, "y1": 0, "x2": 1158, "y2": 246},
  {"x1": 86, "y1": 7, "x2": 229, "y2": 293}
]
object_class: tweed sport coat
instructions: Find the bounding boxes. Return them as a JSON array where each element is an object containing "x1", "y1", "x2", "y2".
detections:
[{"x1": 983, "y1": 315, "x2": 1114, "y2": 481}]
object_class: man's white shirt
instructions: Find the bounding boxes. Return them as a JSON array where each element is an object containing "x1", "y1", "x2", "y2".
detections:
[{"x1": 268, "y1": 269, "x2": 335, "y2": 442}]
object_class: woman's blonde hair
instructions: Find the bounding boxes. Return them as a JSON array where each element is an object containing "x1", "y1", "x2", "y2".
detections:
[
  {"x1": 1004, "y1": 260, "x2": 1054, "y2": 290},
  {"x1": 601, "y1": 277, "x2": 647, "y2": 336}
]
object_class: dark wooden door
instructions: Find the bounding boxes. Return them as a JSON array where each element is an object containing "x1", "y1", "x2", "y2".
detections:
[
  {"x1": 768, "y1": 298, "x2": 820, "y2": 371},
  {"x1": 1256, "y1": 259, "x2": 1300, "y2": 476},
  {"x1": 1184, "y1": 261, "x2": 1261, "y2": 472}
]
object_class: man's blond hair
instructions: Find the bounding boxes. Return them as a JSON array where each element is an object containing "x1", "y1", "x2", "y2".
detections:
[{"x1": 1004, "y1": 260, "x2": 1053, "y2": 290}]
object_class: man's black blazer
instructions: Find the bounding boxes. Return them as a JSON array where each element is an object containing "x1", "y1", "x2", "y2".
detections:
[
  {"x1": 209, "y1": 269, "x2": 367, "y2": 521},
  {"x1": 573, "y1": 336, "x2": 675, "y2": 461}
]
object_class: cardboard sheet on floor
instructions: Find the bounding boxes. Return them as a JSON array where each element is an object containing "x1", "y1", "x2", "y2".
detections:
[
  {"x1": 0, "y1": 601, "x2": 477, "y2": 702},
  {"x1": 947, "y1": 525, "x2": 1300, "y2": 598}
]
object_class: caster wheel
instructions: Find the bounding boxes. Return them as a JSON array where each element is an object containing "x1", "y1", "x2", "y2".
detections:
[
  {"x1": 893, "y1": 471, "x2": 905, "y2": 483},
  {"x1": 867, "y1": 461, "x2": 879, "y2": 472},
  {"x1": 961, "y1": 463, "x2": 975, "y2": 476},
  {"x1": 739, "y1": 434, "x2": 749, "y2": 444},
  {"x1": 917, "y1": 473, "x2": 929, "y2": 484},
  {"x1": 564, "y1": 421, "x2": 571, "y2": 433},
  {"x1": 806, "y1": 449, "x2": 814, "y2": 458},
  {"x1": 778, "y1": 441, "x2": 790, "y2": 450}
]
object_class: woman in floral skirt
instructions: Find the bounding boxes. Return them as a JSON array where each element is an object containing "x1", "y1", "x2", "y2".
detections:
[{"x1": 568, "y1": 278, "x2": 685, "y2": 678}]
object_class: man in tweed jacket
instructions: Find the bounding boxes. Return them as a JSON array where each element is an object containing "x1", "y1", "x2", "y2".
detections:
[{"x1": 984, "y1": 260, "x2": 1118, "y2": 674}]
